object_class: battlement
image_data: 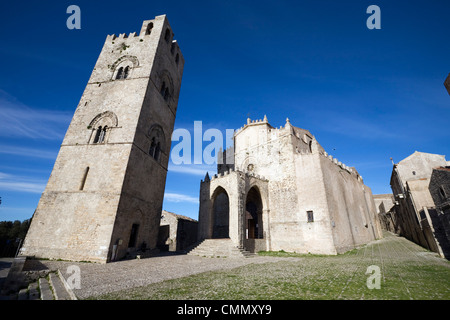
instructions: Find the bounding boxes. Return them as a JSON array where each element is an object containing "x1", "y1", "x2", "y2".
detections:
[
  {"x1": 105, "y1": 15, "x2": 181, "y2": 51},
  {"x1": 103, "y1": 15, "x2": 183, "y2": 73},
  {"x1": 234, "y1": 115, "x2": 297, "y2": 137},
  {"x1": 201, "y1": 167, "x2": 268, "y2": 184},
  {"x1": 320, "y1": 151, "x2": 363, "y2": 183}
]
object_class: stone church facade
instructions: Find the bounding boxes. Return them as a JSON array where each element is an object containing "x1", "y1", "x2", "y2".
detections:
[
  {"x1": 20, "y1": 15, "x2": 184, "y2": 263},
  {"x1": 198, "y1": 117, "x2": 383, "y2": 255}
]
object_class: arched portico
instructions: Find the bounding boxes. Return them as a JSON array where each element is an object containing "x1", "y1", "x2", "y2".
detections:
[{"x1": 211, "y1": 186, "x2": 230, "y2": 238}]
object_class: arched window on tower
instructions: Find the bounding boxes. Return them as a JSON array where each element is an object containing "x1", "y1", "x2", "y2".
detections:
[
  {"x1": 123, "y1": 66, "x2": 130, "y2": 79},
  {"x1": 164, "y1": 28, "x2": 171, "y2": 43},
  {"x1": 116, "y1": 67, "x2": 124, "y2": 80},
  {"x1": 93, "y1": 126, "x2": 102, "y2": 143},
  {"x1": 155, "y1": 142, "x2": 161, "y2": 161},
  {"x1": 93, "y1": 126, "x2": 107, "y2": 144},
  {"x1": 149, "y1": 137, "x2": 156, "y2": 158},
  {"x1": 160, "y1": 81, "x2": 170, "y2": 101},
  {"x1": 89, "y1": 111, "x2": 118, "y2": 144},
  {"x1": 148, "y1": 125, "x2": 165, "y2": 163},
  {"x1": 98, "y1": 126, "x2": 107, "y2": 143},
  {"x1": 145, "y1": 22, "x2": 153, "y2": 35}
]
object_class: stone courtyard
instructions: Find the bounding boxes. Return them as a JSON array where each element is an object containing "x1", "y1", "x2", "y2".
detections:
[{"x1": 19, "y1": 232, "x2": 449, "y2": 300}]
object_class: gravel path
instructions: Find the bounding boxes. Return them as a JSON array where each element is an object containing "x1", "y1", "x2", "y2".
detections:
[
  {"x1": 22, "y1": 232, "x2": 449, "y2": 300},
  {"x1": 23, "y1": 253, "x2": 300, "y2": 299}
]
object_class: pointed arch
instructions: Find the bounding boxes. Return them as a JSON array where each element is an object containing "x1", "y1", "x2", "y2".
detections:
[{"x1": 211, "y1": 186, "x2": 230, "y2": 239}]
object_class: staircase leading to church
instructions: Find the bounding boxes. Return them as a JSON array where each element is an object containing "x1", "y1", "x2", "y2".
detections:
[{"x1": 188, "y1": 238, "x2": 255, "y2": 258}]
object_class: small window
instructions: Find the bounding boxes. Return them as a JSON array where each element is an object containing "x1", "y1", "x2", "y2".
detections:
[
  {"x1": 149, "y1": 137, "x2": 156, "y2": 158},
  {"x1": 307, "y1": 210, "x2": 314, "y2": 223},
  {"x1": 175, "y1": 53, "x2": 180, "y2": 65},
  {"x1": 145, "y1": 22, "x2": 153, "y2": 35},
  {"x1": 164, "y1": 28, "x2": 171, "y2": 43},
  {"x1": 93, "y1": 126, "x2": 102, "y2": 143},
  {"x1": 115, "y1": 67, "x2": 124, "y2": 80},
  {"x1": 123, "y1": 66, "x2": 130, "y2": 79},
  {"x1": 93, "y1": 126, "x2": 107, "y2": 144},
  {"x1": 79, "y1": 167, "x2": 90, "y2": 191},
  {"x1": 160, "y1": 81, "x2": 170, "y2": 101},
  {"x1": 412, "y1": 171, "x2": 416, "y2": 175},
  {"x1": 128, "y1": 224, "x2": 139, "y2": 248},
  {"x1": 170, "y1": 42, "x2": 175, "y2": 55}
]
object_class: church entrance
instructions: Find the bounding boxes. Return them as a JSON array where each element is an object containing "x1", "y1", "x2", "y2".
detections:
[
  {"x1": 245, "y1": 187, "x2": 263, "y2": 239},
  {"x1": 212, "y1": 187, "x2": 229, "y2": 238}
]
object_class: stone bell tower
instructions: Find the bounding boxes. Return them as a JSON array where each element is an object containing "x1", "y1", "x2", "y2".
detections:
[{"x1": 20, "y1": 15, "x2": 184, "y2": 263}]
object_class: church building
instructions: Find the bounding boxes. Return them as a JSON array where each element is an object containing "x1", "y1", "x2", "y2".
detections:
[{"x1": 197, "y1": 116, "x2": 383, "y2": 255}]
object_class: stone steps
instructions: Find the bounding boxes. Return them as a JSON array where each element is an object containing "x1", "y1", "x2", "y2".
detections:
[
  {"x1": 16, "y1": 270, "x2": 77, "y2": 300},
  {"x1": 188, "y1": 239, "x2": 255, "y2": 258}
]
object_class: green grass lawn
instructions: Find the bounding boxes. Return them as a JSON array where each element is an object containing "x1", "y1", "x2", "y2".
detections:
[{"x1": 92, "y1": 233, "x2": 450, "y2": 300}]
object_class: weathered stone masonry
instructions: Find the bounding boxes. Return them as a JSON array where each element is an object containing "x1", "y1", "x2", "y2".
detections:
[
  {"x1": 20, "y1": 15, "x2": 184, "y2": 263},
  {"x1": 198, "y1": 117, "x2": 383, "y2": 255}
]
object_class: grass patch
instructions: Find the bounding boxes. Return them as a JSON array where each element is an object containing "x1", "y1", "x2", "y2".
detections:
[{"x1": 89, "y1": 234, "x2": 450, "y2": 300}]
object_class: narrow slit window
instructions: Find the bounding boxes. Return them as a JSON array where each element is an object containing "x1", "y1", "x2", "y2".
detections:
[
  {"x1": 307, "y1": 210, "x2": 314, "y2": 223},
  {"x1": 79, "y1": 167, "x2": 90, "y2": 191},
  {"x1": 164, "y1": 28, "x2": 171, "y2": 43}
]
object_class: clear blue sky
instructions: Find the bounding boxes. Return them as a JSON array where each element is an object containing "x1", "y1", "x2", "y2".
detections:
[{"x1": 0, "y1": 0, "x2": 449, "y2": 222}]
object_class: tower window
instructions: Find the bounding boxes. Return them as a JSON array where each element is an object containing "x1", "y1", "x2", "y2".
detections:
[
  {"x1": 79, "y1": 167, "x2": 90, "y2": 191},
  {"x1": 128, "y1": 224, "x2": 139, "y2": 248},
  {"x1": 145, "y1": 22, "x2": 153, "y2": 35},
  {"x1": 123, "y1": 66, "x2": 129, "y2": 79},
  {"x1": 116, "y1": 67, "x2": 124, "y2": 80},
  {"x1": 160, "y1": 82, "x2": 170, "y2": 101},
  {"x1": 307, "y1": 210, "x2": 314, "y2": 223},
  {"x1": 149, "y1": 138, "x2": 161, "y2": 161},
  {"x1": 164, "y1": 28, "x2": 171, "y2": 43},
  {"x1": 115, "y1": 66, "x2": 130, "y2": 80},
  {"x1": 148, "y1": 124, "x2": 165, "y2": 162},
  {"x1": 175, "y1": 53, "x2": 180, "y2": 65},
  {"x1": 170, "y1": 42, "x2": 175, "y2": 55},
  {"x1": 93, "y1": 126, "x2": 107, "y2": 144}
]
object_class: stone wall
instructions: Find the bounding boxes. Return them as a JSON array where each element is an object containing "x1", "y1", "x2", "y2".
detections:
[{"x1": 20, "y1": 16, "x2": 184, "y2": 263}]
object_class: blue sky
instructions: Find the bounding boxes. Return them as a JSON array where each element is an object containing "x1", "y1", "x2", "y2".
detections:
[{"x1": 0, "y1": 0, "x2": 449, "y2": 222}]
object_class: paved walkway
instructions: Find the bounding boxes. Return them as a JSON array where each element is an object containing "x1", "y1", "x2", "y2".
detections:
[
  {"x1": 23, "y1": 253, "x2": 299, "y2": 299},
  {"x1": 22, "y1": 233, "x2": 449, "y2": 299}
]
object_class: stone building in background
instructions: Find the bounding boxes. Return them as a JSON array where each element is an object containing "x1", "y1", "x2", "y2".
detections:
[
  {"x1": 20, "y1": 16, "x2": 184, "y2": 263},
  {"x1": 158, "y1": 210, "x2": 198, "y2": 252},
  {"x1": 373, "y1": 194, "x2": 397, "y2": 233},
  {"x1": 196, "y1": 117, "x2": 383, "y2": 256},
  {"x1": 389, "y1": 151, "x2": 450, "y2": 258}
]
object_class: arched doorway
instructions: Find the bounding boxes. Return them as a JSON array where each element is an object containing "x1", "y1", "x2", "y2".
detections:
[
  {"x1": 212, "y1": 187, "x2": 229, "y2": 238},
  {"x1": 245, "y1": 186, "x2": 263, "y2": 239}
]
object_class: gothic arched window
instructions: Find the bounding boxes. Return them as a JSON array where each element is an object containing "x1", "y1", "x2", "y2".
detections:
[
  {"x1": 115, "y1": 67, "x2": 124, "y2": 80},
  {"x1": 123, "y1": 66, "x2": 130, "y2": 79},
  {"x1": 93, "y1": 126, "x2": 102, "y2": 143},
  {"x1": 89, "y1": 111, "x2": 118, "y2": 144},
  {"x1": 148, "y1": 125, "x2": 165, "y2": 162}
]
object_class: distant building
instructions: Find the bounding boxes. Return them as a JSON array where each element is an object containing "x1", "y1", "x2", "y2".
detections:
[
  {"x1": 158, "y1": 210, "x2": 198, "y2": 252},
  {"x1": 373, "y1": 194, "x2": 396, "y2": 233},
  {"x1": 390, "y1": 151, "x2": 450, "y2": 258}
]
